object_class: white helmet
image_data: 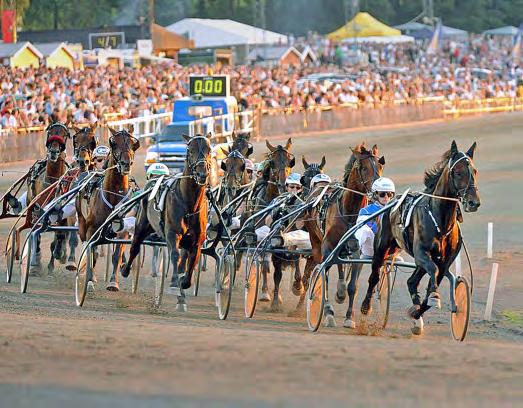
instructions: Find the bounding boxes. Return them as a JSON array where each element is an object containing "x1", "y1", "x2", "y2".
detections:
[
  {"x1": 146, "y1": 163, "x2": 170, "y2": 179},
  {"x1": 93, "y1": 145, "x2": 110, "y2": 159},
  {"x1": 310, "y1": 173, "x2": 331, "y2": 188},
  {"x1": 371, "y1": 177, "x2": 395, "y2": 193},
  {"x1": 285, "y1": 173, "x2": 302, "y2": 186}
]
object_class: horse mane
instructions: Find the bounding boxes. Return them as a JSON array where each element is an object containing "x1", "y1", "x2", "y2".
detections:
[
  {"x1": 343, "y1": 142, "x2": 367, "y2": 186},
  {"x1": 424, "y1": 148, "x2": 452, "y2": 193}
]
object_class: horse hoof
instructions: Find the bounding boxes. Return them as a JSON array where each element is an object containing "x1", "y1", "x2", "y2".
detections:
[
  {"x1": 411, "y1": 317, "x2": 424, "y2": 335},
  {"x1": 324, "y1": 314, "x2": 337, "y2": 328},
  {"x1": 87, "y1": 281, "x2": 95, "y2": 293},
  {"x1": 180, "y1": 276, "x2": 191, "y2": 290},
  {"x1": 292, "y1": 281, "x2": 303, "y2": 296},
  {"x1": 65, "y1": 263, "x2": 77, "y2": 272},
  {"x1": 121, "y1": 264, "x2": 130, "y2": 278},
  {"x1": 335, "y1": 280, "x2": 347, "y2": 304},
  {"x1": 427, "y1": 293, "x2": 441, "y2": 309},
  {"x1": 361, "y1": 300, "x2": 372, "y2": 316},
  {"x1": 270, "y1": 302, "x2": 282, "y2": 313},
  {"x1": 176, "y1": 302, "x2": 188, "y2": 312},
  {"x1": 106, "y1": 282, "x2": 119, "y2": 292},
  {"x1": 343, "y1": 318, "x2": 356, "y2": 329},
  {"x1": 259, "y1": 290, "x2": 271, "y2": 302},
  {"x1": 167, "y1": 286, "x2": 181, "y2": 297},
  {"x1": 407, "y1": 305, "x2": 420, "y2": 319}
]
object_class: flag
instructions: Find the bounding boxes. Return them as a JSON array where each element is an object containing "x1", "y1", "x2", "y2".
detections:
[
  {"x1": 426, "y1": 20, "x2": 442, "y2": 55},
  {"x1": 512, "y1": 23, "x2": 523, "y2": 62},
  {"x1": 2, "y1": 10, "x2": 16, "y2": 43}
]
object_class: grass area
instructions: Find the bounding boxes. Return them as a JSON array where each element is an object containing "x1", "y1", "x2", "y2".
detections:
[{"x1": 501, "y1": 310, "x2": 523, "y2": 327}]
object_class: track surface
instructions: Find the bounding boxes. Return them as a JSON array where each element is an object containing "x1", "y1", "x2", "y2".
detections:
[{"x1": 1, "y1": 113, "x2": 522, "y2": 407}]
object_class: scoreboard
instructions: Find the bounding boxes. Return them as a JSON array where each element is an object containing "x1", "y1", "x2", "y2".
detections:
[
  {"x1": 189, "y1": 75, "x2": 230, "y2": 98},
  {"x1": 88, "y1": 32, "x2": 125, "y2": 49}
]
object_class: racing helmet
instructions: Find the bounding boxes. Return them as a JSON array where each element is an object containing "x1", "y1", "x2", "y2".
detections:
[
  {"x1": 92, "y1": 145, "x2": 110, "y2": 159},
  {"x1": 310, "y1": 173, "x2": 332, "y2": 188},
  {"x1": 245, "y1": 159, "x2": 255, "y2": 172},
  {"x1": 285, "y1": 172, "x2": 302, "y2": 186},
  {"x1": 371, "y1": 177, "x2": 395, "y2": 193},
  {"x1": 147, "y1": 163, "x2": 170, "y2": 179}
]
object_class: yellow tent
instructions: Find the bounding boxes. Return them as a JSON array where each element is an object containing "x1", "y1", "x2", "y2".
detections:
[{"x1": 327, "y1": 12, "x2": 400, "y2": 40}]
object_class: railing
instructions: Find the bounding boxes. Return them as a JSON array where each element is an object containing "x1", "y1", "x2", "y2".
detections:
[
  {"x1": 105, "y1": 112, "x2": 173, "y2": 138},
  {"x1": 443, "y1": 97, "x2": 523, "y2": 117},
  {"x1": 187, "y1": 111, "x2": 254, "y2": 139}
]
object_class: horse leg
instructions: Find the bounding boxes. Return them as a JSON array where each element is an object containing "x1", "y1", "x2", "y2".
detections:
[
  {"x1": 344, "y1": 252, "x2": 366, "y2": 329},
  {"x1": 30, "y1": 233, "x2": 43, "y2": 276},
  {"x1": 68, "y1": 228, "x2": 79, "y2": 263},
  {"x1": 291, "y1": 258, "x2": 303, "y2": 296},
  {"x1": 166, "y1": 232, "x2": 183, "y2": 296},
  {"x1": 270, "y1": 257, "x2": 284, "y2": 312},
  {"x1": 47, "y1": 237, "x2": 56, "y2": 276},
  {"x1": 107, "y1": 243, "x2": 124, "y2": 291},
  {"x1": 413, "y1": 247, "x2": 440, "y2": 309},
  {"x1": 335, "y1": 263, "x2": 347, "y2": 304},
  {"x1": 289, "y1": 257, "x2": 313, "y2": 317},
  {"x1": 259, "y1": 256, "x2": 271, "y2": 302}
]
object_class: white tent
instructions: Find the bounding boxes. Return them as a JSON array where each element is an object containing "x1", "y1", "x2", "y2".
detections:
[
  {"x1": 165, "y1": 18, "x2": 287, "y2": 48},
  {"x1": 483, "y1": 26, "x2": 518, "y2": 36}
]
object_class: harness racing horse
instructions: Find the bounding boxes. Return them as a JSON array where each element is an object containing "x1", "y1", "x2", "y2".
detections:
[
  {"x1": 229, "y1": 132, "x2": 254, "y2": 158},
  {"x1": 250, "y1": 138, "x2": 295, "y2": 302},
  {"x1": 218, "y1": 148, "x2": 250, "y2": 209},
  {"x1": 21, "y1": 123, "x2": 70, "y2": 275},
  {"x1": 361, "y1": 141, "x2": 480, "y2": 335},
  {"x1": 269, "y1": 155, "x2": 325, "y2": 312},
  {"x1": 76, "y1": 127, "x2": 139, "y2": 291},
  {"x1": 121, "y1": 134, "x2": 212, "y2": 312},
  {"x1": 63, "y1": 123, "x2": 99, "y2": 266},
  {"x1": 304, "y1": 143, "x2": 385, "y2": 325}
]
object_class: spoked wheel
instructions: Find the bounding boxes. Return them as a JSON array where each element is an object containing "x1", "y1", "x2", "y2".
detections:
[
  {"x1": 216, "y1": 249, "x2": 236, "y2": 320},
  {"x1": 6, "y1": 230, "x2": 16, "y2": 283},
  {"x1": 20, "y1": 234, "x2": 33, "y2": 294},
  {"x1": 372, "y1": 265, "x2": 391, "y2": 329},
  {"x1": 153, "y1": 247, "x2": 168, "y2": 308},
  {"x1": 244, "y1": 250, "x2": 260, "y2": 318},
  {"x1": 193, "y1": 253, "x2": 206, "y2": 297},
  {"x1": 306, "y1": 265, "x2": 326, "y2": 332},
  {"x1": 451, "y1": 276, "x2": 471, "y2": 342},
  {"x1": 104, "y1": 244, "x2": 113, "y2": 282},
  {"x1": 75, "y1": 245, "x2": 93, "y2": 307}
]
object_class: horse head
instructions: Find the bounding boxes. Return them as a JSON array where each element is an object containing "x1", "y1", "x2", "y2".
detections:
[
  {"x1": 183, "y1": 133, "x2": 212, "y2": 186},
  {"x1": 108, "y1": 126, "x2": 140, "y2": 175},
  {"x1": 346, "y1": 143, "x2": 385, "y2": 194},
  {"x1": 301, "y1": 155, "x2": 326, "y2": 193},
  {"x1": 72, "y1": 123, "x2": 98, "y2": 171},
  {"x1": 265, "y1": 138, "x2": 295, "y2": 194},
  {"x1": 448, "y1": 140, "x2": 480, "y2": 212},
  {"x1": 221, "y1": 149, "x2": 247, "y2": 197},
  {"x1": 231, "y1": 131, "x2": 253, "y2": 158},
  {"x1": 45, "y1": 122, "x2": 70, "y2": 162}
]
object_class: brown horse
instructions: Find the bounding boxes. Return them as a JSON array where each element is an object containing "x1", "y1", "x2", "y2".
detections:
[
  {"x1": 121, "y1": 134, "x2": 212, "y2": 312},
  {"x1": 229, "y1": 131, "x2": 254, "y2": 158},
  {"x1": 25, "y1": 123, "x2": 70, "y2": 274},
  {"x1": 76, "y1": 127, "x2": 139, "y2": 291},
  {"x1": 361, "y1": 141, "x2": 480, "y2": 335},
  {"x1": 218, "y1": 148, "x2": 250, "y2": 208},
  {"x1": 302, "y1": 143, "x2": 385, "y2": 324},
  {"x1": 63, "y1": 123, "x2": 99, "y2": 266}
]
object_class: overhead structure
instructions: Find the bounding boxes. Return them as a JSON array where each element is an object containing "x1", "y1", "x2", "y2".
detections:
[
  {"x1": 151, "y1": 23, "x2": 194, "y2": 58},
  {"x1": 327, "y1": 12, "x2": 401, "y2": 41},
  {"x1": 482, "y1": 26, "x2": 519, "y2": 37},
  {"x1": 395, "y1": 21, "x2": 468, "y2": 39}
]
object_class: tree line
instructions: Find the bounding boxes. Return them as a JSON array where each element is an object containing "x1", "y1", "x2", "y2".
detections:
[{"x1": 16, "y1": 0, "x2": 523, "y2": 36}]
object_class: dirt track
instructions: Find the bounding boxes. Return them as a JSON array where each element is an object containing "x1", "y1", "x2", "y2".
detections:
[{"x1": 0, "y1": 113, "x2": 522, "y2": 407}]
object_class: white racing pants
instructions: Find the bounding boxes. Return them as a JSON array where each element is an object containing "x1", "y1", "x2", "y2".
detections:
[
  {"x1": 354, "y1": 224, "x2": 375, "y2": 258},
  {"x1": 122, "y1": 217, "x2": 136, "y2": 235}
]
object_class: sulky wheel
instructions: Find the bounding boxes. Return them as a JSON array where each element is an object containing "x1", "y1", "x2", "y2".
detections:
[
  {"x1": 6, "y1": 230, "x2": 16, "y2": 283},
  {"x1": 153, "y1": 247, "x2": 168, "y2": 308},
  {"x1": 244, "y1": 250, "x2": 260, "y2": 318},
  {"x1": 75, "y1": 245, "x2": 93, "y2": 307},
  {"x1": 193, "y1": 253, "x2": 206, "y2": 297},
  {"x1": 19, "y1": 233, "x2": 34, "y2": 294},
  {"x1": 372, "y1": 265, "x2": 391, "y2": 330},
  {"x1": 306, "y1": 265, "x2": 326, "y2": 332},
  {"x1": 451, "y1": 276, "x2": 471, "y2": 342},
  {"x1": 216, "y1": 249, "x2": 236, "y2": 320}
]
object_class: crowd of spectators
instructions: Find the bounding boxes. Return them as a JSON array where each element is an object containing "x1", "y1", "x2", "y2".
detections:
[{"x1": 0, "y1": 35, "x2": 521, "y2": 131}]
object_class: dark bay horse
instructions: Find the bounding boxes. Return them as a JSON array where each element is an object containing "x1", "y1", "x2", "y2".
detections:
[
  {"x1": 361, "y1": 141, "x2": 480, "y2": 335},
  {"x1": 229, "y1": 131, "x2": 254, "y2": 158},
  {"x1": 218, "y1": 148, "x2": 250, "y2": 209},
  {"x1": 76, "y1": 127, "x2": 139, "y2": 290},
  {"x1": 121, "y1": 134, "x2": 212, "y2": 312},
  {"x1": 268, "y1": 155, "x2": 325, "y2": 312},
  {"x1": 250, "y1": 138, "x2": 295, "y2": 302},
  {"x1": 303, "y1": 143, "x2": 385, "y2": 325}
]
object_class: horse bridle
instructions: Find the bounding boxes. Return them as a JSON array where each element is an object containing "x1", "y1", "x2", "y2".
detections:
[
  {"x1": 353, "y1": 154, "x2": 380, "y2": 194},
  {"x1": 46, "y1": 123, "x2": 69, "y2": 153},
  {"x1": 448, "y1": 152, "x2": 477, "y2": 202},
  {"x1": 268, "y1": 147, "x2": 294, "y2": 193},
  {"x1": 109, "y1": 131, "x2": 138, "y2": 171},
  {"x1": 73, "y1": 128, "x2": 96, "y2": 164},
  {"x1": 302, "y1": 164, "x2": 321, "y2": 195},
  {"x1": 186, "y1": 136, "x2": 211, "y2": 185},
  {"x1": 224, "y1": 150, "x2": 246, "y2": 188}
]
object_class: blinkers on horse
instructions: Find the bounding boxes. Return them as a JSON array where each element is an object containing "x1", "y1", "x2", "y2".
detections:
[
  {"x1": 182, "y1": 134, "x2": 212, "y2": 185},
  {"x1": 45, "y1": 123, "x2": 69, "y2": 162},
  {"x1": 108, "y1": 128, "x2": 140, "y2": 175}
]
